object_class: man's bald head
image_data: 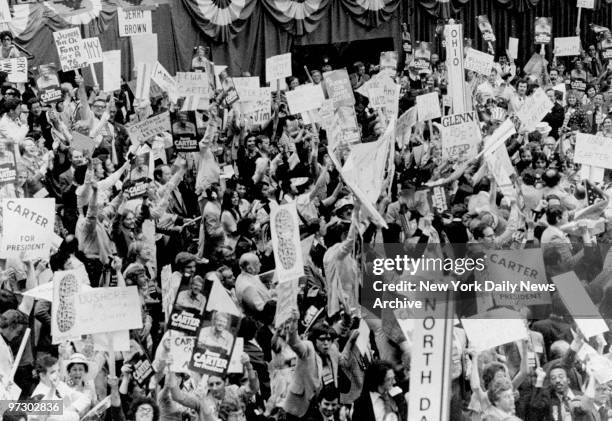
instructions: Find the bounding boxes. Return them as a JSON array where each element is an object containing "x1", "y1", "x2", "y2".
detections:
[{"x1": 239, "y1": 253, "x2": 260, "y2": 273}]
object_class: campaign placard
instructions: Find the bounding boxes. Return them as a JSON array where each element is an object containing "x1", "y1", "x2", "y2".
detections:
[
  {"x1": 171, "y1": 111, "x2": 199, "y2": 152},
  {"x1": 117, "y1": 8, "x2": 152, "y2": 37},
  {"x1": 0, "y1": 198, "x2": 55, "y2": 259},
  {"x1": 37, "y1": 63, "x2": 62, "y2": 105},
  {"x1": 53, "y1": 27, "x2": 88, "y2": 72},
  {"x1": 189, "y1": 310, "x2": 240, "y2": 378}
]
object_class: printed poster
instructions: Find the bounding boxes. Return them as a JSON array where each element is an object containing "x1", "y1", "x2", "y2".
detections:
[
  {"x1": 171, "y1": 111, "x2": 199, "y2": 152},
  {"x1": 189, "y1": 310, "x2": 240, "y2": 378}
]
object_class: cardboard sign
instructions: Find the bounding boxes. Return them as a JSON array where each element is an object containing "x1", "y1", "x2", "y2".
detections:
[
  {"x1": 168, "y1": 275, "x2": 210, "y2": 334},
  {"x1": 73, "y1": 287, "x2": 143, "y2": 336},
  {"x1": 128, "y1": 352, "x2": 154, "y2": 387},
  {"x1": 407, "y1": 295, "x2": 453, "y2": 421},
  {"x1": 461, "y1": 309, "x2": 529, "y2": 351},
  {"x1": 189, "y1": 311, "x2": 240, "y2": 377},
  {"x1": 0, "y1": 198, "x2": 55, "y2": 260},
  {"x1": 0, "y1": 158, "x2": 16, "y2": 187},
  {"x1": 270, "y1": 202, "x2": 305, "y2": 283},
  {"x1": 577, "y1": 0, "x2": 595, "y2": 8},
  {"x1": 574, "y1": 133, "x2": 612, "y2": 169},
  {"x1": 176, "y1": 72, "x2": 211, "y2": 97},
  {"x1": 396, "y1": 106, "x2": 417, "y2": 147},
  {"x1": 439, "y1": 111, "x2": 481, "y2": 163},
  {"x1": 36, "y1": 63, "x2": 62, "y2": 104},
  {"x1": 554, "y1": 37, "x2": 581, "y2": 57},
  {"x1": 416, "y1": 92, "x2": 441, "y2": 121},
  {"x1": 81, "y1": 37, "x2": 103, "y2": 64},
  {"x1": 508, "y1": 37, "x2": 519, "y2": 60},
  {"x1": 171, "y1": 111, "x2": 199, "y2": 152},
  {"x1": 0, "y1": 57, "x2": 27, "y2": 83},
  {"x1": 151, "y1": 61, "x2": 177, "y2": 98},
  {"x1": 127, "y1": 111, "x2": 171, "y2": 145},
  {"x1": 481, "y1": 249, "x2": 551, "y2": 306},
  {"x1": 71, "y1": 131, "x2": 96, "y2": 155},
  {"x1": 535, "y1": 17, "x2": 552, "y2": 45},
  {"x1": 134, "y1": 62, "x2": 154, "y2": 101},
  {"x1": 228, "y1": 338, "x2": 244, "y2": 373},
  {"x1": 244, "y1": 87, "x2": 272, "y2": 125},
  {"x1": 131, "y1": 33, "x2": 158, "y2": 65},
  {"x1": 117, "y1": 8, "x2": 152, "y2": 37},
  {"x1": 477, "y1": 15, "x2": 496, "y2": 43},
  {"x1": 103, "y1": 50, "x2": 121, "y2": 93},
  {"x1": 265, "y1": 53, "x2": 292, "y2": 83},
  {"x1": 169, "y1": 336, "x2": 196, "y2": 373},
  {"x1": 552, "y1": 272, "x2": 609, "y2": 338},
  {"x1": 219, "y1": 70, "x2": 239, "y2": 107},
  {"x1": 0, "y1": 0, "x2": 11, "y2": 22},
  {"x1": 274, "y1": 278, "x2": 298, "y2": 328},
  {"x1": 516, "y1": 88, "x2": 554, "y2": 132},
  {"x1": 286, "y1": 84, "x2": 325, "y2": 115},
  {"x1": 464, "y1": 49, "x2": 494, "y2": 76},
  {"x1": 379, "y1": 51, "x2": 397, "y2": 75},
  {"x1": 53, "y1": 27, "x2": 88, "y2": 72},
  {"x1": 323, "y1": 69, "x2": 355, "y2": 108}
]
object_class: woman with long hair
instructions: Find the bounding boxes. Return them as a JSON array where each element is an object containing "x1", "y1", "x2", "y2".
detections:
[{"x1": 221, "y1": 188, "x2": 241, "y2": 247}]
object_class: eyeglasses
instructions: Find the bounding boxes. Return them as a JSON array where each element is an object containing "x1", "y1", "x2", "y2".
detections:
[
  {"x1": 317, "y1": 336, "x2": 332, "y2": 342},
  {"x1": 2, "y1": 38, "x2": 10, "y2": 41}
]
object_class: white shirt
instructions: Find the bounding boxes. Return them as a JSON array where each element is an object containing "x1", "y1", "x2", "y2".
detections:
[{"x1": 369, "y1": 392, "x2": 386, "y2": 421}]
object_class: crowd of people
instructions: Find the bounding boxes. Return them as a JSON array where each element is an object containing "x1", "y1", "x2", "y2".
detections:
[{"x1": 2, "y1": 13, "x2": 612, "y2": 421}]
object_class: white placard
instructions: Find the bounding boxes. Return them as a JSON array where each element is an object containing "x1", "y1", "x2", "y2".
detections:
[
  {"x1": 135, "y1": 62, "x2": 153, "y2": 101},
  {"x1": 552, "y1": 272, "x2": 609, "y2": 338},
  {"x1": 0, "y1": 0, "x2": 11, "y2": 22},
  {"x1": 151, "y1": 61, "x2": 177, "y2": 98},
  {"x1": 245, "y1": 87, "x2": 272, "y2": 125},
  {"x1": 464, "y1": 48, "x2": 494, "y2": 76},
  {"x1": 265, "y1": 53, "x2": 292, "y2": 83},
  {"x1": 81, "y1": 37, "x2": 103, "y2": 64},
  {"x1": 176, "y1": 72, "x2": 210, "y2": 97},
  {"x1": 439, "y1": 111, "x2": 482, "y2": 163},
  {"x1": 53, "y1": 285, "x2": 143, "y2": 342},
  {"x1": 416, "y1": 92, "x2": 441, "y2": 121},
  {"x1": 169, "y1": 336, "x2": 195, "y2": 373},
  {"x1": 117, "y1": 8, "x2": 152, "y2": 37},
  {"x1": 0, "y1": 58, "x2": 27, "y2": 83},
  {"x1": 554, "y1": 37, "x2": 581, "y2": 57},
  {"x1": 270, "y1": 202, "x2": 304, "y2": 283},
  {"x1": 131, "y1": 34, "x2": 157, "y2": 65},
  {"x1": 516, "y1": 88, "x2": 554, "y2": 132},
  {"x1": 0, "y1": 198, "x2": 55, "y2": 260},
  {"x1": 508, "y1": 37, "x2": 519, "y2": 60},
  {"x1": 285, "y1": 84, "x2": 325, "y2": 115},
  {"x1": 53, "y1": 27, "x2": 88, "y2": 72},
  {"x1": 577, "y1": 0, "x2": 595, "y2": 8},
  {"x1": 574, "y1": 133, "x2": 612, "y2": 169},
  {"x1": 461, "y1": 309, "x2": 529, "y2": 351},
  {"x1": 126, "y1": 111, "x2": 171, "y2": 144},
  {"x1": 228, "y1": 338, "x2": 244, "y2": 373},
  {"x1": 103, "y1": 50, "x2": 121, "y2": 93}
]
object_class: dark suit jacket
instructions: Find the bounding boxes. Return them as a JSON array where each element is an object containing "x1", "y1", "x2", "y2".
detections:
[
  {"x1": 584, "y1": 103, "x2": 610, "y2": 134},
  {"x1": 352, "y1": 391, "x2": 406, "y2": 421},
  {"x1": 543, "y1": 102, "x2": 565, "y2": 139},
  {"x1": 531, "y1": 317, "x2": 573, "y2": 360},
  {"x1": 530, "y1": 387, "x2": 596, "y2": 421}
]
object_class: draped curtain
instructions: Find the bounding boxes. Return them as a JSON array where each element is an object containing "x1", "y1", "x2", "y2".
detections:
[{"x1": 404, "y1": 0, "x2": 612, "y2": 64}]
